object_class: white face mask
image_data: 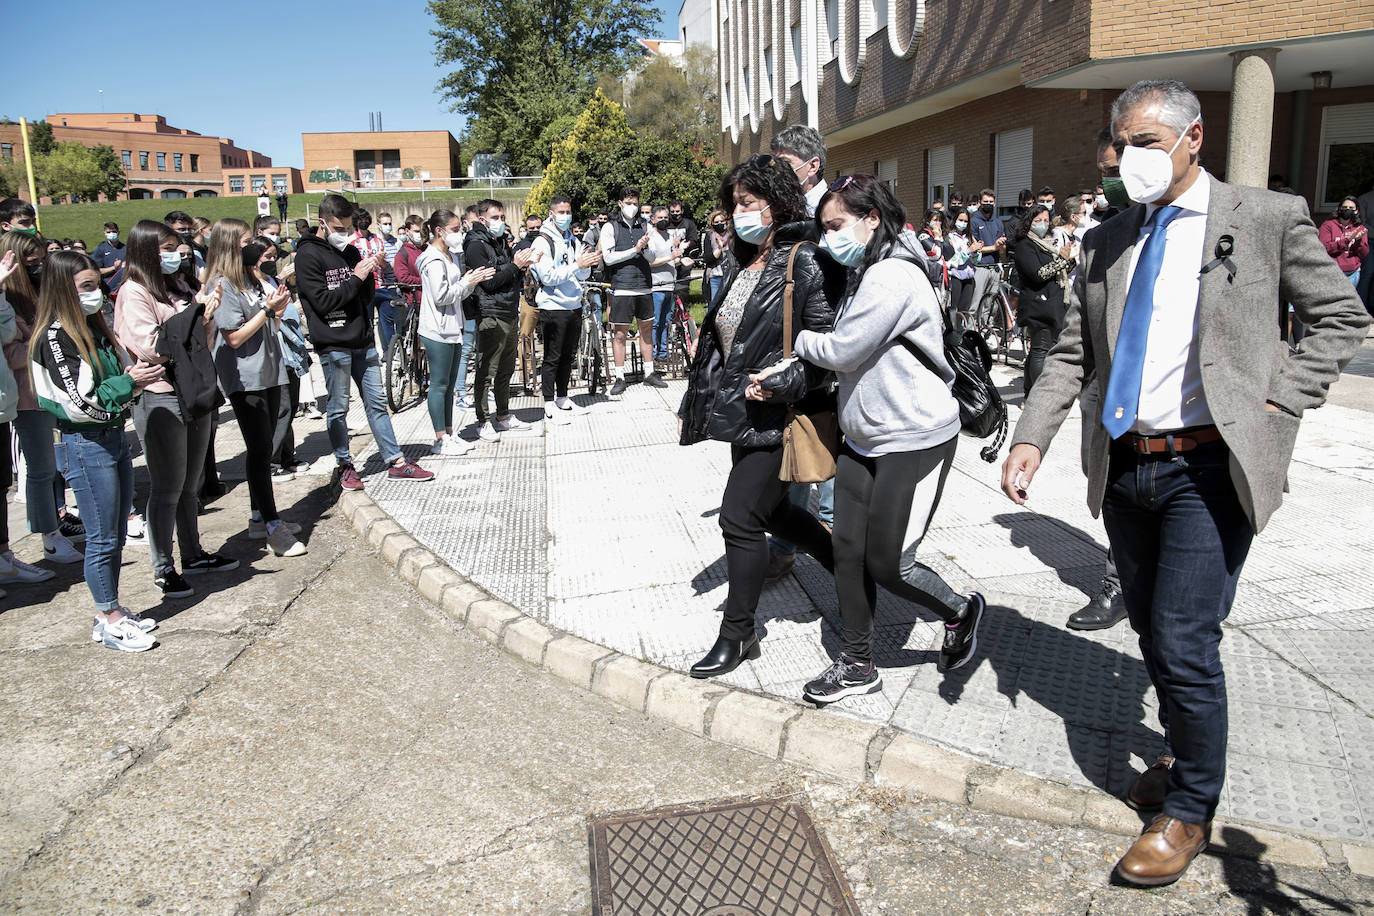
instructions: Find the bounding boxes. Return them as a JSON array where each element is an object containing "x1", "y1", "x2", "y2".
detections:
[
  {"x1": 621, "y1": 203, "x2": 639, "y2": 221},
  {"x1": 379, "y1": 223, "x2": 393, "y2": 236},
  {"x1": 411, "y1": 231, "x2": 425, "y2": 244},
  {"x1": 104, "y1": 231, "x2": 118, "y2": 242},
  {"x1": 324, "y1": 226, "x2": 351, "y2": 251},
  {"x1": 1118, "y1": 117, "x2": 1196, "y2": 205},
  {"x1": 444, "y1": 231, "x2": 464, "y2": 249},
  {"x1": 79, "y1": 289, "x2": 104, "y2": 315},
  {"x1": 1094, "y1": 193, "x2": 1109, "y2": 209}
]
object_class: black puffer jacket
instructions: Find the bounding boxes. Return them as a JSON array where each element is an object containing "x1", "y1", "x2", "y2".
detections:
[
  {"x1": 678, "y1": 221, "x2": 844, "y2": 448},
  {"x1": 463, "y1": 224, "x2": 521, "y2": 319},
  {"x1": 1012, "y1": 237, "x2": 1072, "y2": 331}
]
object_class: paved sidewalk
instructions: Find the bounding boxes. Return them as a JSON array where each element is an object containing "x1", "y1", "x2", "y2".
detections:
[{"x1": 362, "y1": 347, "x2": 1374, "y2": 847}]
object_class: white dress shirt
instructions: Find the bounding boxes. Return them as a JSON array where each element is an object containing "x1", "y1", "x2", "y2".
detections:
[
  {"x1": 805, "y1": 179, "x2": 829, "y2": 218},
  {"x1": 1126, "y1": 168, "x2": 1213, "y2": 433}
]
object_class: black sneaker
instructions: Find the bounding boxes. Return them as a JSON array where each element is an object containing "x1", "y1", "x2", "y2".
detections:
[
  {"x1": 609, "y1": 378, "x2": 627, "y2": 397},
  {"x1": 803, "y1": 654, "x2": 882, "y2": 705},
  {"x1": 183, "y1": 551, "x2": 240, "y2": 576},
  {"x1": 154, "y1": 570, "x2": 194, "y2": 599},
  {"x1": 938, "y1": 593, "x2": 985, "y2": 672},
  {"x1": 644, "y1": 371, "x2": 669, "y2": 388},
  {"x1": 270, "y1": 464, "x2": 295, "y2": 481},
  {"x1": 58, "y1": 513, "x2": 86, "y2": 542}
]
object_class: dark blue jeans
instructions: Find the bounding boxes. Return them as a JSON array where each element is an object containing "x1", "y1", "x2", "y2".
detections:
[{"x1": 1101, "y1": 438, "x2": 1253, "y2": 824}]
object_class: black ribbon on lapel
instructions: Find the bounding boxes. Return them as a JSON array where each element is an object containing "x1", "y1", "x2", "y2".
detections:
[{"x1": 1199, "y1": 234, "x2": 1236, "y2": 282}]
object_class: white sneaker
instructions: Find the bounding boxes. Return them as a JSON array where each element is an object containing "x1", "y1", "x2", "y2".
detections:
[
  {"x1": 127, "y1": 514, "x2": 146, "y2": 540},
  {"x1": 99, "y1": 616, "x2": 156, "y2": 652},
  {"x1": 544, "y1": 405, "x2": 572, "y2": 425},
  {"x1": 249, "y1": 518, "x2": 301, "y2": 540},
  {"x1": 266, "y1": 525, "x2": 308, "y2": 557},
  {"x1": 42, "y1": 532, "x2": 84, "y2": 565},
  {"x1": 439, "y1": 436, "x2": 474, "y2": 456},
  {"x1": 92, "y1": 608, "x2": 157, "y2": 642},
  {"x1": 493, "y1": 415, "x2": 530, "y2": 432},
  {"x1": 0, "y1": 550, "x2": 56, "y2": 583},
  {"x1": 478, "y1": 421, "x2": 502, "y2": 443},
  {"x1": 554, "y1": 397, "x2": 587, "y2": 415}
]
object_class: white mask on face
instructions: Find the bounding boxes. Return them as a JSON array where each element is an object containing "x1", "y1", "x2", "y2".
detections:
[
  {"x1": 621, "y1": 203, "x2": 639, "y2": 221},
  {"x1": 79, "y1": 289, "x2": 104, "y2": 315},
  {"x1": 326, "y1": 227, "x2": 351, "y2": 251},
  {"x1": 1118, "y1": 117, "x2": 1197, "y2": 204},
  {"x1": 444, "y1": 231, "x2": 464, "y2": 249}
]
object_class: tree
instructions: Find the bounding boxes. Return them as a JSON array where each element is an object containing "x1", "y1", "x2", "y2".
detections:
[
  {"x1": 36, "y1": 142, "x2": 124, "y2": 203},
  {"x1": 526, "y1": 90, "x2": 726, "y2": 221},
  {"x1": 428, "y1": 0, "x2": 656, "y2": 172},
  {"x1": 622, "y1": 47, "x2": 719, "y2": 151}
]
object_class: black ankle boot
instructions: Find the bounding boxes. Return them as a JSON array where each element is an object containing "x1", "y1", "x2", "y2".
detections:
[{"x1": 689, "y1": 633, "x2": 761, "y2": 678}]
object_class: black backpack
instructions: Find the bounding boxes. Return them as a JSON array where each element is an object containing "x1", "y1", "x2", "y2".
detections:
[{"x1": 155, "y1": 301, "x2": 224, "y2": 418}]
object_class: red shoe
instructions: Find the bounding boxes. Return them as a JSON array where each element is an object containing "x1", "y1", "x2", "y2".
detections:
[
  {"x1": 387, "y1": 459, "x2": 434, "y2": 482},
  {"x1": 337, "y1": 464, "x2": 364, "y2": 491}
]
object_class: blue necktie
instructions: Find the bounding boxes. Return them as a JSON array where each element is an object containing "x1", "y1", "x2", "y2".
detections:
[{"x1": 1101, "y1": 205, "x2": 1183, "y2": 438}]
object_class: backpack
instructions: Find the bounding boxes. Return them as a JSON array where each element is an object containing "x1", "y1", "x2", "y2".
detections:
[
  {"x1": 521, "y1": 227, "x2": 564, "y2": 306},
  {"x1": 155, "y1": 301, "x2": 224, "y2": 419}
]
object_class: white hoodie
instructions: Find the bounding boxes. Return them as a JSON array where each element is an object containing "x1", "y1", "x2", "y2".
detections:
[{"x1": 417, "y1": 246, "x2": 476, "y2": 343}]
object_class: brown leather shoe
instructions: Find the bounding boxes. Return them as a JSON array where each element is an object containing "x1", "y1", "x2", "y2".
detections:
[
  {"x1": 1115, "y1": 814, "x2": 1209, "y2": 886},
  {"x1": 1126, "y1": 754, "x2": 1174, "y2": 811}
]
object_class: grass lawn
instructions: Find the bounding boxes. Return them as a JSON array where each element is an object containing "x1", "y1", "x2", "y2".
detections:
[{"x1": 32, "y1": 187, "x2": 536, "y2": 249}]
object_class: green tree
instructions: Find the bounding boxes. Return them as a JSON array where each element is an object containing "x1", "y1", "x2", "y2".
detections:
[
  {"x1": 36, "y1": 142, "x2": 124, "y2": 203},
  {"x1": 428, "y1": 0, "x2": 656, "y2": 172},
  {"x1": 526, "y1": 90, "x2": 726, "y2": 221},
  {"x1": 622, "y1": 47, "x2": 719, "y2": 150}
]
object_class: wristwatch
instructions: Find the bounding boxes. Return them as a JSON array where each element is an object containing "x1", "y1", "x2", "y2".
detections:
[{"x1": 261, "y1": 304, "x2": 275, "y2": 320}]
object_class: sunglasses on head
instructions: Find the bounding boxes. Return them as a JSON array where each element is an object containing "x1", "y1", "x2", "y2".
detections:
[{"x1": 830, "y1": 175, "x2": 856, "y2": 193}]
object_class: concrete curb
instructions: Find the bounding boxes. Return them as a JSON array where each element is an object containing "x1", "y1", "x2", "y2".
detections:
[{"x1": 337, "y1": 487, "x2": 1371, "y2": 877}]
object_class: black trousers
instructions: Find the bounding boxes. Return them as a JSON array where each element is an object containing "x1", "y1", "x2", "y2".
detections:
[
  {"x1": 273, "y1": 374, "x2": 300, "y2": 468},
  {"x1": 1023, "y1": 321, "x2": 1059, "y2": 396},
  {"x1": 832, "y1": 438, "x2": 965, "y2": 662},
  {"x1": 229, "y1": 387, "x2": 282, "y2": 523},
  {"x1": 539, "y1": 309, "x2": 580, "y2": 400},
  {"x1": 719, "y1": 444, "x2": 834, "y2": 640}
]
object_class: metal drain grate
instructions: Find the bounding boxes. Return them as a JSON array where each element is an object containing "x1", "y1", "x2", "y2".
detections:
[{"x1": 589, "y1": 796, "x2": 860, "y2": 916}]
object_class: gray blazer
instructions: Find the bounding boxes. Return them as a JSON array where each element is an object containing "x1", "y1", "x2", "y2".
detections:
[{"x1": 1012, "y1": 175, "x2": 1370, "y2": 534}]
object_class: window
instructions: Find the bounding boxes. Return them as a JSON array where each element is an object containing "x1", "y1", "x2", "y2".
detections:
[
  {"x1": 160, "y1": 189, "x2": 187, "y2": 199},
  {"x1": 173, "y1": 153, "x2": 182, "y2": 172},
  {"x1": 193, "y1": 190, "x2": 218, "y2": 198},
  {"x1": 993, "y1": 127, "x2": 1034, "y2": 214},
  {"x1": 229, "y1": 176, "x2": 245, "y2": 193},
  {"x1": 0, "y1": 143, "x2": 11, "y2": 160},
  {"x1": 190, "y1": 154, "x2": 199, "y2": 173},
  {"x1": 926, "y1": 145, "x2": 954, "y2": 209},
  {"x1": 877, "y1": 159, "x2": 898, "y2": 192},
  {"x1": 250, "y1": 174, "x2": 267, "y2": 192},
  {"x1": 120, "y1": 149, "x2": 131, "y2": 168},
  {"x1": 139, "y1": 151, "x2": 149, "y2": 170},
  {"x1": 157, "y1": 152, "x2": 166, "y2": 171},
  {"x1": 272, "y1": 175, "x2": 288, "y2": 193},
  {"x1": 1316, "y1": 102, "x2": 1374, "y2": 211}
]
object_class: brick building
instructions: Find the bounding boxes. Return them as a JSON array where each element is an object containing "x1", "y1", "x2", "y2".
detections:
[
  {"x1": 0, "y1": 113, "x2": 300, "y2": 200},
  {"x1": 300, "y1": 130, "x2": 462, "y2": 192},
  {"x1": 715, "y1": 0, "x2": 1374, "y2": 216}
]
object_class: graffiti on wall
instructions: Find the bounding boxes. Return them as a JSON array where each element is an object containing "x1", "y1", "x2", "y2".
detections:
[
  {"x1": 308, "y1": 168, "x2": 352, "y2": 183},
  {"x1": 308, "y1": 166, "x2": 433, "y2": 186}
]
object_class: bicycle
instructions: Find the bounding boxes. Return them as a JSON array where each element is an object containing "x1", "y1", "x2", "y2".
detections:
[
  {"x1": 574, "y1": 282, "x2": 612, "y2": 395},
  {"x1": 971, "y1": 262, "x2": 1026, "y2": 364},
  {"x1": 383, "y1": 283, "x2": 427, "y2": 412},
  {"x1": 665, "y1": 287, "x2": 700, "y2": 379}
]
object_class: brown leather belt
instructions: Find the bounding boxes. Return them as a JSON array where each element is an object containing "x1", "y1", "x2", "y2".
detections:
[{"x1": 1126, "y1": 425, "x2": 1222, "y2": 455}]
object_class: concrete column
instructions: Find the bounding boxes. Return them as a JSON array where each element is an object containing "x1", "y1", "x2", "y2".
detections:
[{"x1": 1226, "y1": 48, "x2": 1279, "y2": 188}]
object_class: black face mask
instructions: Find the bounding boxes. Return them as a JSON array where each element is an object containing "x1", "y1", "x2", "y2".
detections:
[
  {"x1": 979, "y1": 203, "x2": 994, "y2": 217},
  {"x1": 1337, "y1": 208, "x2": 1357, "y2": 221},
  {"x1": 259, "y1": 260, "x2": 279, "y2": 277},
  {"x1": 177, "y1": 230, "x2": 193, "y2": 244},
  {"x1": 655, "y1": 219, "x2": 669, "y2": 231},
  {"x1": 25, "y1": 264, "x2": 41, "y2": 288},
  {"x1": 670, "y1": 214, "x2": 683, "y2": 225},
  {"x1": 711, "y1": 223, "x2": 726, "y2": 232}
]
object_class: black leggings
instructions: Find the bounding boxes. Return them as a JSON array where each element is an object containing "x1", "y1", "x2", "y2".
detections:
[
  {"x1": 1023, "y1": 320, "x2": 1059, "y2": 396},
  {"x1": 229, "y1": 387, "x2": 282, "y2": 523},
  {"x1": 539, "y1": 309, "x2": 580, "y2": 400},
  {"x1": 719, "y1": 444, "x2": 835, "y2": 640},
  {"x1": 832, "y1": 438, "x2": 966, "y2": 663}
]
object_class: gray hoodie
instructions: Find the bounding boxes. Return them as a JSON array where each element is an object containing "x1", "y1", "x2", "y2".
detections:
[{"x1": 793, "y1": 231, "x2": 959, "y2": 455}]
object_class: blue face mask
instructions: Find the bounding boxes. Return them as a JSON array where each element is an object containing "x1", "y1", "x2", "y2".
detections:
[
  {"x1": 160, "y1": 251, "x2": 183, "y2": 274},
  {"x1": 553, "y1": 213, "x2": 572, "y2": 232},
  {"x1": 732, "y1": 206, "x2": 771, "y2": 244},
  {"x1": 821, "y1": 223, "x2": 867, "y2": 267},
  {"x1": 486, "y1": 219, "x2": 505, "y2": 238}
]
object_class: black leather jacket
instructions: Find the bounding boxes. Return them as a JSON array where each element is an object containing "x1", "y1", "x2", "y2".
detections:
[{"x1": 678, "y1": 221, "x2": 843, "y2": 448}]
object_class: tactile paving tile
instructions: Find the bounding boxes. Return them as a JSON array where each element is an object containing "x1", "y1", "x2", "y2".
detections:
[
  {"x1": 994, "y1": 716, "x2": 1115, "y2": 790},
  {"x1": 890, "y1": 693, "x2": 1009, "y2": 758},
  {"x1": 936, "y1": 518, "x2": 1106, "y2": 579},
  {"x1": 1225, "y1": 701, "x2": 1345, "y2": 769},
  {"x1": 659, "y1": 652, "x2": 762, "y2": 691},
  {"x1": 1263, "y1": 631, "x2": 1374, "y2": 674},
  {"x1": 588, "y1": 797, "x2": 860, "y2": 916},
  {"x1": 1224, "y1": 752, "x2": 1367, "y2": 839},
  {"x1": 1222, "y1": 654, "x2": 1333, "y2": 711},
  {"x1": 1261, "y1": 574, "x2": 1374, "y2": 617},
  {"x1": 1319, "y1": 608, "x2": 1374, "y2": 631},
  {"x1": 1013, "y1": 642, "x2": 1155, "y2": 729}
]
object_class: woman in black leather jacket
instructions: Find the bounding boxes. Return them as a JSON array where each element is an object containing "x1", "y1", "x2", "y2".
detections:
[
  {"x1": 679, "y1": 154, "x2": 844, "y2": 678},
  {"x1": 1010, "y1": 204, "x2": 1074, "y2": 394}
]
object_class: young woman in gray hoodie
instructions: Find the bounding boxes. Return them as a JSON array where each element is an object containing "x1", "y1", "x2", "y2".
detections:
[{"x1": 751, "y1": 175, "x2": 987, "y2": 705}]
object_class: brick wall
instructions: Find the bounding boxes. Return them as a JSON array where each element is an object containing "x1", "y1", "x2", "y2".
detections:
[{"x1": 1090, "y1": 0, "x2": 1374, "y2": 57}]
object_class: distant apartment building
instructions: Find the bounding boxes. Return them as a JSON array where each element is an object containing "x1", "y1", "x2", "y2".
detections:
[
  {"x1": 300, "y1": 130, "x2": 463, "y2": 192},
  {"x1": 0, "y1": 113, "x2": 301, "y2": 201},
  {"x1": 714, "y1": 0, "x2": 1374, "y2": 216}
]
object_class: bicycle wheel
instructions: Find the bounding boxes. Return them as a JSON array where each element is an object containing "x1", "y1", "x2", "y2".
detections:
[
  {"x1": 414, "y1": 339, "x2": 429, "y2": 403},
  {"x1": 589, "y1": 332, "x2": 604, "y2": 396},
  {"x1": 384, "y1": 333, "x2": 411, "y2": 413},
  {"x1": 975, "y1": 292, "x2": 1008, "y2": 355}
]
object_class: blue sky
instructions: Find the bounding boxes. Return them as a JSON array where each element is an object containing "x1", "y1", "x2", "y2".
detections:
[{"x1": 3, "y1": 0, "x2": 678, "y2": 166}]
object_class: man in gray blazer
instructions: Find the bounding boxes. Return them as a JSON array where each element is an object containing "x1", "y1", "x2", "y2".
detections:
[{"x1": 1000, "y1": 79, "x2": 1369, "y2": 887}]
